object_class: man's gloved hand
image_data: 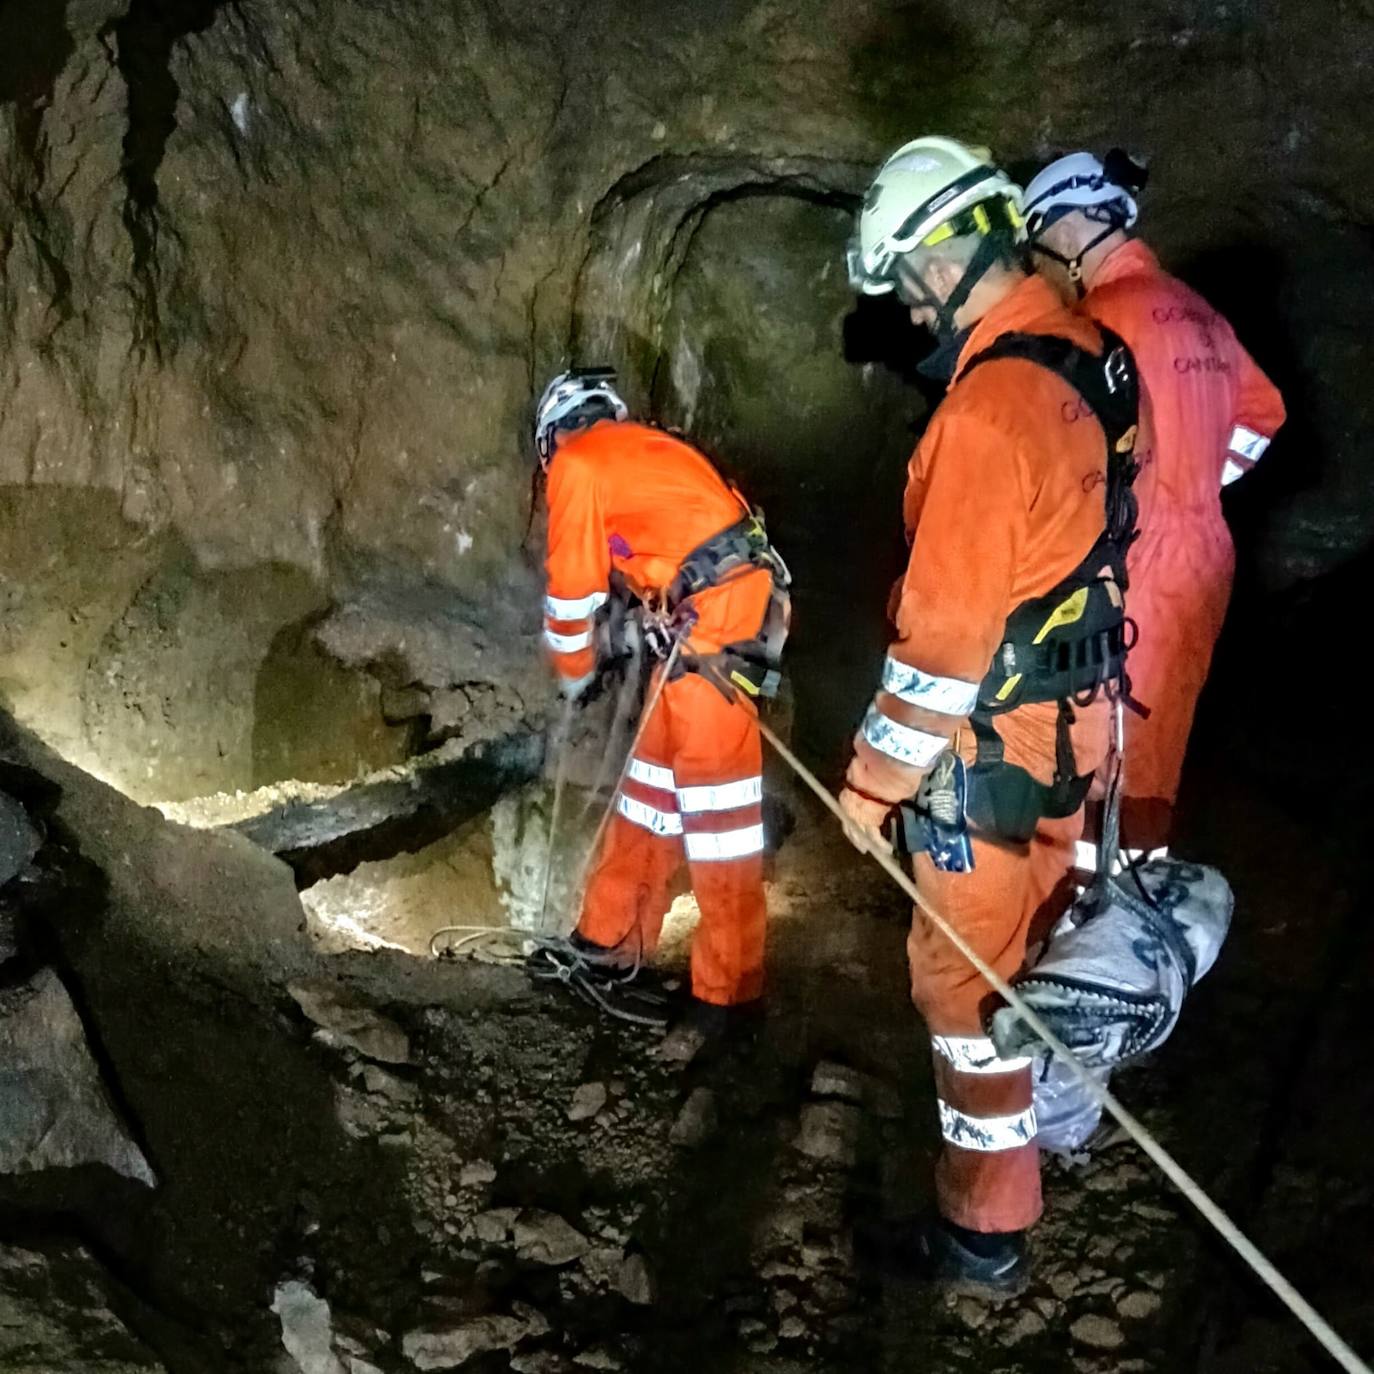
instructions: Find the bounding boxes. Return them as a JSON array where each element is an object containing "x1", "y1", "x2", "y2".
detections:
[
  {"x1": 837, "y1": 785, "x2": 895, "y2": 855},
  {"x1": 558, "y1": 671, "x2": 598, "y2": 704}
]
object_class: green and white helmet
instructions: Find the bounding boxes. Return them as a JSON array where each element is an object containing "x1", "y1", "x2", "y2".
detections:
[{"x1": 847, "y1": 135, "x2": 1024, "y2": 296}]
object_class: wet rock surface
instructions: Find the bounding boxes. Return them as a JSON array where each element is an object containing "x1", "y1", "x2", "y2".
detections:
[
  {"x1": 0, "y1": 965, "x2": 155, "y2": 1185},
  {"x1": 0, "y1": 1243, "x2": 167, "y2": 1374}
]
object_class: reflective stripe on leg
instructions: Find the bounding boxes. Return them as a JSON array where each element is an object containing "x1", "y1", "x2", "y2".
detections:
[
  {"x1": 616, "y1": 794, "x2": 683, "y2": 837},
  {"x1": 626, "y1": 758, "x2": 676, "y2": 791},
  {"x1": 932, "y1": 1034, "x2": 1031, "y2": 1075},
  {"x1": 677, "y1": 775, "x2": 763, "y2": 813},
  {"x1": 938, "y1": 1101, "x2": 1038, "y2": 1152},
  {"x1": 683, "y1": 824, "x2": 765, "y2": 862}
]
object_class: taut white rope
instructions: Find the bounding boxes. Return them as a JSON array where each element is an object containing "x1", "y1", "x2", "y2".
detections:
[{"x1": 758, "y1": 718, "x2": 1370, "y2": 1374}]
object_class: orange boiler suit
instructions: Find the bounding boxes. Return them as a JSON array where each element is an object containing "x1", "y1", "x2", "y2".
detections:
[
  {"x1": 543, "y1": 420, "x2": 773, "y2": 1007},
  {"x1": 1082, "y1": 239, "x2": 1285, "y2": 850},
  {"x1": 846, "y1": 275, "x2": 1116, "y2": 1234}
]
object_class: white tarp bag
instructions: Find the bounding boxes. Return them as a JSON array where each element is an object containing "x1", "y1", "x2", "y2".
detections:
[{"x1": 988, "y1": 855, "x2": 1233, "y2": 1152}]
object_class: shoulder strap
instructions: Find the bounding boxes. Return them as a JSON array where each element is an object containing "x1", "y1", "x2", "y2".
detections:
[
  {"x1": 962, "y1": 328, "x2": 1138, "y2": 453},
  {"x1": 963, "y1": 327, "x2": 1141, "y2": 587}
]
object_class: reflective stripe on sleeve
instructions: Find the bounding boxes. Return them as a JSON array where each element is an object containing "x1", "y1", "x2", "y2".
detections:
[
  {"x1": 861, "y1": 704, "x2": 948, "y2": 769},
  {"x1": 881, "y1": 658, "x2": 980, "y2": 716},
  {"x1": 1228, "y1": 425, "x2": 1270, "y2": 463},
  {"x1": 931, "y1": 1035, "x2": 1032, "y2": 1075},
  {"x1": 1221, "y1": 457, "x2": 1247, "y2": 487}
]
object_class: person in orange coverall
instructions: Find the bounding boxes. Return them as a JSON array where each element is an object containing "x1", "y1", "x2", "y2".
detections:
[
  {"x1": 1023, "y1": 151, "x2": 1286, "y2": 856},
  {"x1": 842, "y1": 137, "x2": 1142, "y2": 1289},
  {"x1": 528, "y1": 368, "x2": 788, "y2": 1053}
]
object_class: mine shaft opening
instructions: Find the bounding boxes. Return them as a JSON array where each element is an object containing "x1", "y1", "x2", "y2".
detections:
[{"x1": 645, "y1": 187, "x2": 923, "y2": 777}]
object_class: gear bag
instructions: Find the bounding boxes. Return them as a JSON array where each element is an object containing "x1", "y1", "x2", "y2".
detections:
[{"x1": 987, "y1": 764, "x2": 1232, "y2": 1152}]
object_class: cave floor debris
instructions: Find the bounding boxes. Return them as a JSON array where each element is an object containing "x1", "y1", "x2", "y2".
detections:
[{"x1": 5, "y1": 737, "x2": 1370, "y2": 1374}]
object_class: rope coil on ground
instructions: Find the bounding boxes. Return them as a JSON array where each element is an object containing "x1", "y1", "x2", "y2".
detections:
[{"x1": 757, "y1": 718, "x2": 1369, "y2": 1374}]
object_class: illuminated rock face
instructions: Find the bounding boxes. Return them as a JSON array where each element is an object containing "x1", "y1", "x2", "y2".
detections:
[{"x1": 2, "y1": 0, "x2": 1372, "y2": 795}]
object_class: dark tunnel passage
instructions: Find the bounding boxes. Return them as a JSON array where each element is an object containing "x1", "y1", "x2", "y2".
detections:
[{"x1": 643, "y1": 189, "x2": 920, "y2": 775}]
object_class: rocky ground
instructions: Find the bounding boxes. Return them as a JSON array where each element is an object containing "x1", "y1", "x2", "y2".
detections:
[{"x1": 5, "y1": 688, "x2": 1370, "y2": 1374}]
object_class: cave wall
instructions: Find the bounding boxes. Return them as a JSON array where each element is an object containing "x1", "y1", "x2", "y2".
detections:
[{"x1": 3, "y1": 0, "x2": 1373, "y2": 796}]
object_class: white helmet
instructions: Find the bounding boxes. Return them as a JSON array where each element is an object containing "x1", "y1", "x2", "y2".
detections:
[
  {"x1": 1021, "y1": 150, "x2": 1144, "y2": 239},
  {"x1": 533, "y1": 367, "x2": 628, "y2": 466},
  {"x1": 848, "y1": 135, "x2": 1024, "y2": 297}
]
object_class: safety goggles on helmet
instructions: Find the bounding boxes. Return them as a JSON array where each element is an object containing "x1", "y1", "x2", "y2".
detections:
[
  {"x1": 533, "y1": 366, "x2": 628, "y2": 466},
  {"x1": 848, "y1": 164, "x2": 1024, "y2": 297}
]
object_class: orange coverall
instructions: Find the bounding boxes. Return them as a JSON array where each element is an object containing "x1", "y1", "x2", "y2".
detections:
[
  {"x1": 847, "y1": 275, "x2": 1116, "y2": 1233},
  {"x1": 1084, "y1": 240, "x2": 1286, "y2": 848},
  {"x1": 544, "y1": 420, "x2": 772, "y2": 1006}
]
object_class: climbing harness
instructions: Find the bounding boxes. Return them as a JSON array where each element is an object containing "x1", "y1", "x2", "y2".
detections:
[
  {"x1": 664, "y1": 504, "x2": 792, "y2": 703},
  {"x1": 757, "y1": 716, "x2": 1371, "y2": 1374},
  {"x1": 961, "y1": 326, "x2": 1144, "y2": 845}
]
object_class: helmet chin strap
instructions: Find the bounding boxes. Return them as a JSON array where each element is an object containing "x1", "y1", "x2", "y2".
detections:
[
  {"x1": 1029, "y1": 220, "x2": 1122, "y2": 298},
  {"x1": 899, "y1": 229, "x2": 1016, "y2": 365}
]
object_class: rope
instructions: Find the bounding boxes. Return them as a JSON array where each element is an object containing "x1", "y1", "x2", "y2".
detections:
[
  {"x1": 757, "y1": 718, "x2": 1371, "y2": 1374},
  {"x1": 427, "y1": 925, "x2": 670, "y2": 1027},
  {"x1": 536, "y1": 694, "x2": 578, "y2": 935},
  {"x1": 565, "y1": 637, "x2": 683, "y2": 924}
]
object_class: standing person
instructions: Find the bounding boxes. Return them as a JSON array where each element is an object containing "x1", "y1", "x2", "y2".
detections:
[
  {"x1": 1023, "y1": 151, "x2": 1286, "y2": 855},
  {"x1": 840, "y1": 137, "x2": 1140, "y2": 1288},
  {"x1": 528, "y1": 368, "x2": 789, "y2": 1054}
]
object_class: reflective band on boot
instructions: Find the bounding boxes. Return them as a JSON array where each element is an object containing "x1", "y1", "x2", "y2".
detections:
[
  {"x1": 938, "y1": 1101, "x2": 1038, "y2": 1152},
  {"x1": 616, "y1": 794, "x2": 683, "y2": 836},
  {"x1": 684, "y1": 825, "x2": 765, "y2": 861},
  {"x1": 932, "y1": 1034, "x2": 1031, "y2": 1075}
]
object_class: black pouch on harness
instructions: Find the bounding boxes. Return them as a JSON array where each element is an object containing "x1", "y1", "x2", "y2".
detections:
[
  {"x1": 965, "y1": 752, "x2": 1094, "y2": 845},
  {"x1": 959, "y1": 326, "x2": 1141, "y2": 843}
]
